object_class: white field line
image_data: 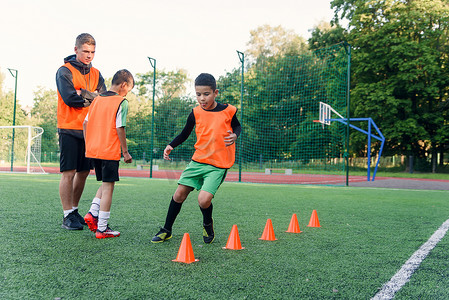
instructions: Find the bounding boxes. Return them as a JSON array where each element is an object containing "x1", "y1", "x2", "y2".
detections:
[{"x1": 371, "y1": 218, "x2": 449, "y2": 300}]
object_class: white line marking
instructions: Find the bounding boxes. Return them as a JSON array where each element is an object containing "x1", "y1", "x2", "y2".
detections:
[{"x1": 371, "y1": 218, "x2": 449, "y2": 300}]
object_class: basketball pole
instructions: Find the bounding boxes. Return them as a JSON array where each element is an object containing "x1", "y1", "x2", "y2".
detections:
[{"x1": 344, "y1": 43, "x2": 351, "y2": 187}]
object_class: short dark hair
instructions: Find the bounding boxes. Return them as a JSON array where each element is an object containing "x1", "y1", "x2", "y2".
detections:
[
  {"x1": 195, "y1": 73, "x2": 216, "y2": 91},
  {"x1": 75, "y1": 33, "x2": 96, "y2": 48},
  {"x1": 112, "y1": 69, "x2": 134, "y2": 87}
]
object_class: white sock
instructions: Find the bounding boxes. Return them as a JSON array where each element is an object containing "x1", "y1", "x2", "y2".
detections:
[
  {"x1": 98, "y1": 211, "x2": 110, "y2": 232},
  {"x1": 72, "y1": 206, "x2": 78, "y2": 211},
  {"x1": 89, "y1": 197, "x2": 101, "y2": 217},
  {"x1": 63, "y1": 208, "x2": 74, "y2": 218}
]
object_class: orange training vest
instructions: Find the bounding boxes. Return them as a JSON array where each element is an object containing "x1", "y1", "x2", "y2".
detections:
[
  {"x1": 85, "y1": 95, "x2": 124, "y2": 161},
  {"x1": 191, "y1": 104, "x2": 237, "y2": 169},
  {"x1": 57, "y1": 62, "x2": 100, "y2": 130}
]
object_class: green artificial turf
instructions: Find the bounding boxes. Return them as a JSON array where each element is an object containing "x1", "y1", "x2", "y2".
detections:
[{"x1": 1, "y1": 173, "x2": 448, "y2": 299}]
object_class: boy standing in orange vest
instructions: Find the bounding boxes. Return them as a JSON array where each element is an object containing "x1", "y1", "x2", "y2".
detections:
[
  {"x1": 151, "y1": 73, "x2": 242, "y2": 244},
  {"x1": 83, "y1": 69, "x2": 134, "y2": 239}
]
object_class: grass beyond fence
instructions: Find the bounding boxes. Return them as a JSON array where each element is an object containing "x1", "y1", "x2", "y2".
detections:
[{"x1": 1, "y1": 173, "x2": 448, "y2": 299}]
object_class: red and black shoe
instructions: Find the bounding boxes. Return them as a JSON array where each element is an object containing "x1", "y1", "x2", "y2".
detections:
[
  {"x1": 96, "y1": 226, "x2": 120, "y2": 239},
  {"x1": 84, "y1": 212, "x2": 98, "y2": 232}
]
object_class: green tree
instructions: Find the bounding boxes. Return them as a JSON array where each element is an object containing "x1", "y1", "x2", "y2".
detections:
[
  {"x1": 218, "y1": 27, "x2": 348, "y2": 168},
  {"x1": 121, "y1": 91, "x2": 152, "y2": 161},
  {"x1": 308, "y1": 21, "x2": 347, "y2": 51},
  {"x1": 153, "y1": 96, "x2": 197, "y2": 161},
  {"x1": 331, "y1": 0, "x2": 449, "y2": 172},
  {"x1": 30, "y1": 87, "x2": 59, "y2": 157},
  {"x1": 0, "y1": 68, "x2": 27, "y2": 127},
  {"x1": 0, "y1": 68, "x2": 31, "y2": 164},
  {"x1": 0, "y1": 68, "x2": 4, "y2": 98},
  {"x1": 128, "y1": 69, "x2": 192, "y2": 161},
  {"x1": 220, "y1": 26, "x2": 311, "y2": 164},
  {"x1": 246, "y1": 25, "x2": 308, "y2": 62},
  {"x1": 136, "y1": 69, "x2": 190, "y2": 101}
]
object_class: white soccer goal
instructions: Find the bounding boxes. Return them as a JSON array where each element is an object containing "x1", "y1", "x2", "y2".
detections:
[{"x1": 0, "y1": 126, "x2": 46, "y2": 174}]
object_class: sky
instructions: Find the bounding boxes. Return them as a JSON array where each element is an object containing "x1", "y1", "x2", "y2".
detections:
[{"x1": 0, "y1": 0, "x2": 336, "y2": 107}]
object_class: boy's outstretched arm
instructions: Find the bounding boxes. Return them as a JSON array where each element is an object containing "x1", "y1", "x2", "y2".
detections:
[
  {"x1": 163, "y1": 111, "x2": 195, "y2": 161},
  {"x1": 117, "y1": 127, "x2": 132, "y2": 163}
]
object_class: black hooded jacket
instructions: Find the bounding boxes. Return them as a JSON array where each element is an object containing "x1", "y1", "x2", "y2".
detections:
[{"x1": 56, "y1": 54, "x2": 106, "y2": 107}]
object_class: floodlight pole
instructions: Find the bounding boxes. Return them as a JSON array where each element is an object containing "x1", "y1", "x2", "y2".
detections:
[
  {"x1": 237, "y1": 51, "x2": 244, "y2": 183},
  {"x1": 148, "y1": 57, "x2": 156, "y2": 178},
  {"x1": 7, "y1": 68, "x2": 18, "y2": 172}
]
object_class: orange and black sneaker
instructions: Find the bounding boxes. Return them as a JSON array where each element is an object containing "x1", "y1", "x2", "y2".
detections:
[
  {"x1": 95, "y1": 226, "x2": 120, "y2": 239},
  {"x1": 84, "y1": 212, "x2": 98, "y2": 232},
  {"x1": 151, "y1": 228, "x2": 172, "y2": 243}
]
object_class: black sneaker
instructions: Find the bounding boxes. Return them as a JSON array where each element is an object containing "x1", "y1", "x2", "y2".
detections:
[
  {"x1": 61, "y1": 211, "x2": 83, "y2": 230},
  {"x1": 203, "y1": 219, "x2": 215, "y2": 244},
  {"x1": 151, "y1": 228, "x2": 172, "y2": 243},
  {"x1": 72, "y1": 209, "x2": 87, "y2": 226}
]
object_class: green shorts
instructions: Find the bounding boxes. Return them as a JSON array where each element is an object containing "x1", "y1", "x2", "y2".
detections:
[{"x1": 178, "y1": 161, "x2": 228, "y2": 195}]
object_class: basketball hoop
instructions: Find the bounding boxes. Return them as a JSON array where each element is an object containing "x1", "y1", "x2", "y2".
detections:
[{"x1": 318, "y1": 102, "x2": 344, "y2": 125}]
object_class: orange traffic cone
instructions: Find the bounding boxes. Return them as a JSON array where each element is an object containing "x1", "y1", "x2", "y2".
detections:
[
  {"x1": 259, "y1": 219, "x2": 277, "y2": 241},
  {"x1": 223, "y1": 225, "x2": 245, "y2": 250},
  {"x1": 172, "y1": 233, "x2": 199, "y2": 264},
  {"x1": 286, "y1": 213, "x2": 302, "y2": 233},
  {"x1": 307, "y1": 210, "x2": 321, "y2": 227}
]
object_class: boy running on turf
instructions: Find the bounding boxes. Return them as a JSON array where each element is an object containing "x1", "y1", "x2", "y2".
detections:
[
  {"x1": 83, "y1": 69, "x2": 134, "y2": 239},
  {"x1": 151, "y1": 73, "x2": 242, "y2": 244}
]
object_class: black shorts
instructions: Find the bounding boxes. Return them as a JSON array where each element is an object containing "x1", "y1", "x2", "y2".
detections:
[
  {"x1": 59, "y1": 133, "x2": 92, "y2": 172},
  {"x1": 93, "y1": 159, "x2": 120, "y2": 182}
]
